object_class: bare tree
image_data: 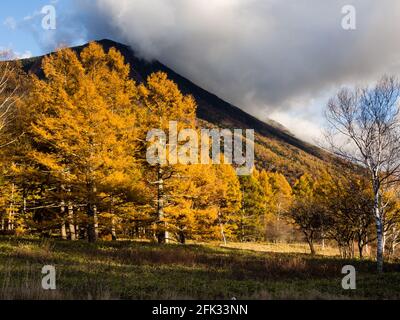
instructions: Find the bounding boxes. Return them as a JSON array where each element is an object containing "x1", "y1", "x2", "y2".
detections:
[
  {"x1": 325, "y1": 76, "x2": 400, "y2": 273},
  {"x1": 0, "y1": 51, "x2": 20, "y2": 148}
]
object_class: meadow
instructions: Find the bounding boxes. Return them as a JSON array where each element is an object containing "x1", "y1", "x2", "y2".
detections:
[{"x1": 0, "y1": 237, "x2": 399, "y2": 300}]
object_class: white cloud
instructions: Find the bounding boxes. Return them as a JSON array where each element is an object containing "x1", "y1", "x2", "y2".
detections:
[
  {"x1": 0, "y1": 48, "x2": 32, "y2": 60},
  {"x1": 3, "y1": 17, "x2": 17, "y2": 30},
  {"x1": 269, "y1": 111, "x2": 324, "y2": 144},
  {"x1": 17, "y1": 51, "x2": 33, "y2": 59},
  {"x1": 46, "y1": 0, "x2": 400, "y2": 141}
]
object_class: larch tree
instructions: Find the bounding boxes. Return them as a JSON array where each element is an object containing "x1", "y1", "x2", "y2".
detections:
[
  {"x1": 267, "y1": 172, "x2": 293, "y2": 220},
  {"x1": 27, "y1": 42, "x2": 141, "y2": 242},
  {"x1": 164, "y1": 163, "x2": 216, "y2": 244},
  {"x1": 325, "y1": 76, "x2": 400, "y2": 272},
  {"x1": 238, "y1": 170, "x2": 266, "y2": 241},
  {"x1": 259, "y1": 170, "x2": 293, "y2": 242},
  {"x1": 139, "y1": 71, "x2": 197, "y2": 244},
  {"x1": 211, "y1": 163, "x2": 242, "y2": 245}
]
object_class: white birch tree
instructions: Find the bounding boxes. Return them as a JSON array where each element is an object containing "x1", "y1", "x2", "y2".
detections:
[
  {"x1": 325, "y1": 76, "x2": 400, "y2": 273},
  {"x1": 0, "y1": 51, "x2": 20, "y2": 149}
]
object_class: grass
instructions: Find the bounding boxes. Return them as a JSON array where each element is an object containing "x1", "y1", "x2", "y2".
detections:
[
  {"x1": 0, "y1": 236, "x2": 399, "y2": 300},
  {"x1": 222, "y1": 242, "x2": 339, "y2": 256}
]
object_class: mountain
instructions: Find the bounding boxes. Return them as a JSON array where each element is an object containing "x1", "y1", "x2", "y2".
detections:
[{"x1": 21, "y1": 39, "x2": 338, "y2": 181}]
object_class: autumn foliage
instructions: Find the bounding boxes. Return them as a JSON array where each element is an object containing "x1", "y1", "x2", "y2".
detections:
[{"x1": 0, "y1": 42, "x2": 399, "y2": 263}]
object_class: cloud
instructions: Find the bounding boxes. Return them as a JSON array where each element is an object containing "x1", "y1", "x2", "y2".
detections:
[
  {"x1": 44, "y1": 0, "x2": 400, "y2": 140},
  {"x1": 269, "y1": 111, "x2": 324, "y2": 144},
  {"x1": 17, "y1": 50, "x2": 33, "y2": 59},
  {"x1": 3, "y1": 17, "x2": 17, "y2": 30},
  {"x1": 0, "y1": 48, "x2": 32, "y2": 60}
]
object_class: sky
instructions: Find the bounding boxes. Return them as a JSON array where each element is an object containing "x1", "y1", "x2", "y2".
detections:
[{"x1": 2, "y1": 0, "x2": 400, "y2": 143}]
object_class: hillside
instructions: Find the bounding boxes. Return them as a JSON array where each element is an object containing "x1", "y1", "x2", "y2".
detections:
[{"x1": 21, "y1": 39, "x2": 337, "y2": 181}]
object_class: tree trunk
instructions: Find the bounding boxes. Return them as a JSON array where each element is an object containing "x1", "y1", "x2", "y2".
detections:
[
  {"x1": 374, "y1": 186, "x2": 384, "y2": 273},
  {"x1": 87, "y1": 184, "x2": 99, "y2": 243},
  {"x1": 88, "y1": 204, "x2": 98, "y2": 242},
  {"x1": 220, "y1": 223, "x2": 227, "y2": 246},
  {"x1": 75, "y1": 224, "x2": 80, "y2": 240},
  {"x1": 68, "y1": 202, "x2": 76, "y2": 241},
  {"x1": 156, "y1": 166, "x2": 167, "y2": 244},
  {"x1": 111, "y1": 216, "x2": 117, "y2": 241},
  {"x1": 376, "y1": 217, "x2": 384, "y2": 273},
  {"x1": 358, "y1": 241, "x2": 364, "y2": 259},
  {"x1": 178, "y1": 230, "x2": 186, "y2": 244},
  {"x1": 7, "y1": 209, "x2": 13, "y2": 230},
  {"x1": 60, "y1": 200, "x2": 67, "y2": 240},
  {"x1": 61, "y1": 222, "x2": 67, "y2": 240},
  {"x1": 390, "y1": 227, "x2": 399, "y2": 259},
  {"x1": 308, "y1": 241, "x2": 316, "y2": 255},
  {"x1": 110, "y1": 198, "x2": 117, "y2": 241},
  {"x1": 305, "y1": 232, "x2": 316, "y2": 255},
  {"x1": 8, "y1": 184, "x2": 15, "y2": 231},
  {"x1": 93, "y1": 204, "x2": 99, "y2": 240}
]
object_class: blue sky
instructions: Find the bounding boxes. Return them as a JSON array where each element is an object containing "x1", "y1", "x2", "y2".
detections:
[{"x1": 0, "y1": 0, "x2": 77, "y2": 57}]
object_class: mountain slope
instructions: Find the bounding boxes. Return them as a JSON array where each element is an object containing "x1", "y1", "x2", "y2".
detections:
[{"x1": 21, "y1": 39, "x2": 337, "y2": 181}]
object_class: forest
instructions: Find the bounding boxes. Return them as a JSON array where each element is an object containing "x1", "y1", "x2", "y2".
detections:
[{"x1": 0, "y1": 41, "x2": 400, "y2": 280}]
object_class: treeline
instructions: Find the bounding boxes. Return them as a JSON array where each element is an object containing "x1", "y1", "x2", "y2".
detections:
[{"x1": 0, "y1": 43, "x2": 399, "y2": 259}]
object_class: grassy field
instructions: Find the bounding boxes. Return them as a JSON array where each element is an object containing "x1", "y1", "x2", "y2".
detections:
[{"x1": 0, "y1": 237, "x2": 399, "y2": 300}]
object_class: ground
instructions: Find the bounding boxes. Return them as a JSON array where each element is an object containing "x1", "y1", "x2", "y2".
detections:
[{"x1": 0, "y1": 237, "x2": 399, "y2": 300}]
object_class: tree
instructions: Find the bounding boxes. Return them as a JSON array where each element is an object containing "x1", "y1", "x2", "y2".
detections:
[
  {"x1": 138, "y1": 71, "x2": 197, "y2": 244},
  {"x1": 318, "y1": 173, "x2": 374, "y2": 258},
  {"x1": 267, "y1": 172, "x2": 293, "y2": 219},
  {"x1": 238, "y1": 170, "x2": 266, "y2": 241},
  {"x1": 381, "y1": 187, "x2": 400, "y2": 260},
  {"x1": 211, "y1": 163, "x2": 242, "y2": 245},
  {"x1": 27, "y1": 43, "x2": 142, "y2": 242},
  {"x1": 0, "y1": 52, "x2": 28, "y2": 235},
  {"x1": 325, "y1": 76, "x2": 400, "y2": 272},
  {"x1": 259, "y1": 171, "x2": 293, "y2": 242},
  {"x1": 165, "y1": 163, "x2": 216, "y2": 244},
  {"x1": 0, "y1": 51, "x2": 20, "y2": 149},
  {"x1": 287, "y1": 174, "x2": 323, "y2": 255}
]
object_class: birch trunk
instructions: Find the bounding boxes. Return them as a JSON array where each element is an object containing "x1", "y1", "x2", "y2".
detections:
[{"x1": 374, "y1": 186, "x2": 384, "y2": 273}]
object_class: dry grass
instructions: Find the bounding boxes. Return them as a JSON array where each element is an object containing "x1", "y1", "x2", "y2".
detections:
[
  {"x1": 0, "y1": 237, "x2": 399, "y2": 300},
  {"x1": 221, "y1": 242, "x2": 339, "y2": 256}
]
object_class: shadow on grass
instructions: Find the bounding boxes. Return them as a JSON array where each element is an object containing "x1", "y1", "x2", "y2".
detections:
[{"x1": 1, "y1": 236, "x2": 399, "y2": 300}]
